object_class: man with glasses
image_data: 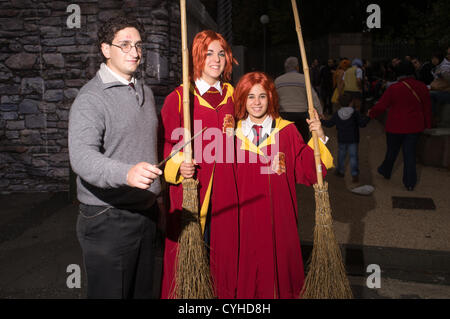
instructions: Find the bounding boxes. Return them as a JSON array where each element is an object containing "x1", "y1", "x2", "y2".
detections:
[{"x1": 69, "y1": 16, "x2": 162, "y2": 298}]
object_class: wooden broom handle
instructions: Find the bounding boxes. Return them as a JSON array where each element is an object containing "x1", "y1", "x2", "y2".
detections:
[
  {"x1": 180, "y1": 0, "x2": 192, "y2": 164},
  {"x1": 291, "y1": 0, "x2": 323, "y2": 186}
]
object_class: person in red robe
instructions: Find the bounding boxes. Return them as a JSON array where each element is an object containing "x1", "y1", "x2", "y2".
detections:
[
  {"x1": 160, "y1": 30, "x2": 239, "y2": 299},
  {"x1": 233, "y1": 72, "x2": 334, "y2": 299}
]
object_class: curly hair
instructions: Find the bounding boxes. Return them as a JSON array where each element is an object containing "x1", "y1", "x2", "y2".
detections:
[{"x1": 97, "y1": 15, "x2": 145, "y2": 51}]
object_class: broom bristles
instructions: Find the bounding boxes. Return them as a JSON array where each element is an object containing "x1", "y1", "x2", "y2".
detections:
[
  {"x1": 300, "y1": 182, "x2": 353, "y2": 299},
  {"x1": 171, "y1": 178, "x2": 215, "y2": 299}
]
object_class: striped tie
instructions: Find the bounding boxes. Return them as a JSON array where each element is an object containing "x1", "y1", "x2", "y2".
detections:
[{"x1": 252, "y1": 125, "x2": 262, "y2": 146}]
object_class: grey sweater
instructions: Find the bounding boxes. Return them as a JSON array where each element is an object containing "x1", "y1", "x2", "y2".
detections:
[
  {"x1": 275, "y1": 71, "x2": 323, "y2": 114},
  {"x1": 68, "y1": 63, "x2": 161, "y2": 210}
]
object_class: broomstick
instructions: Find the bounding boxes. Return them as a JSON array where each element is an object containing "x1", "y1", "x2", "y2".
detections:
[
  {"x1": 172, "y1": 0, "x2": 215, "y2": 299},
  {"x1": 291, "y1": 0, "x2": 353, "y2": 299}
]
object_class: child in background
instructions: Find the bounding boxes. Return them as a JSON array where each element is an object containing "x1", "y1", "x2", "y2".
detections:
[
  {"x1": 233, "y1": 71, "x2": 333, "y2": 299},
  {"x1": 322, "y1": 93, "x2": 370, "y2": 183}
]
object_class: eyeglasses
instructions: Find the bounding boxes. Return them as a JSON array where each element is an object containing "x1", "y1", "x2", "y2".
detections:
[{"x1": 110, "y1": 42, "x2": 143, "y2": 53}]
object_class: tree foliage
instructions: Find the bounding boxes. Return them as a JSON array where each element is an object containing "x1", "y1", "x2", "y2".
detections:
[{"x1": 230, "y1": 0, "x2": 449, "y2": 49}]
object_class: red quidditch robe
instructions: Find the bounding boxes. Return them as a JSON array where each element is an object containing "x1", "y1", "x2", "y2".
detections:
[
  {"x1": 160, "y1": 83, "x2": 239, "y2": 299},
  {"x1": 235, "y1": 118, "x2": 333, "y2": 299}
]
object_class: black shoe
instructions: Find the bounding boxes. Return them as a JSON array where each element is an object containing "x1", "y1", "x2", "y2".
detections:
[
  {"x1": 334, "y1": 170, "x2": 344, "y2": 177},
  {"x1": 406, "y1": 186, "x2": 414, "y2": 191},
  {"x1": 377, "y1": 167, "x2": 390, "y2": 179}
]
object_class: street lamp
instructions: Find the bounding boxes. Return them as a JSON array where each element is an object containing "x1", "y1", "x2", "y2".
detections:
[{"x1": 260, "y1": 14, "x2": 269, "y2": 72}]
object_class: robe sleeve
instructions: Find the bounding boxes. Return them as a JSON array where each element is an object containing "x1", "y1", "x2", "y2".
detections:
[
  {"x1": 307, "y1": 138, "x2": 334, "y2": 169},
  {"x1": 420, "y1": 88, "x2": 432, "y2": 129},
  {"x1": 160, "y1": 89, "x2": 184, "y2": 185},
  {"x1": 293, "y1": 126, "x2": 328, "y2": 186},
  {"x1": 369, "y1": 86, "x2": 391, "y2": 119}
]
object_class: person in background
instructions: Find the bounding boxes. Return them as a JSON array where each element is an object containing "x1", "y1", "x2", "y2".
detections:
[
  {"x1": 275, "y1": 56, "x2": 323, "y2": 142},
  {"x1": 331, "y1": 59, "x2": 351, "y2": 108},
  {"x1": 319, "y1": 58, "x2": 335, "y2": 115},
  {"x1": 368, "y1": 61, "x2": 432, "y2": 191},
  {"x1": 310, "y1": 58, "x2": 322, "y2": 97},
  {"x1": 343, "y1": 58, "x2": 364, "y2": 112},
  {"x1": 429, "y1": 47, "x2": 450, "y2": 125},
  {"x1": 411, "y1": 56, "x2": 434, "y2": 85},
  {"x1": 322, "y1": 93, "x2": 370, "y2": 183},
  {"x1": 430, "y1": 52, "x2": 444, "y2": 78}
]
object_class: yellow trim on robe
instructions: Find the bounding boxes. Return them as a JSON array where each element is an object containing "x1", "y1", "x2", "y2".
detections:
[
  {"x1": 194, "y1": 83, "x2": 234, "y2": 110},
  {"x1": 163, "y1": 145, "x2": 215, "y2": 233},
  {"x1": 199, "y1": 164, "x2": 215, "y2": 234},
  {"x1": 178, "y1": 83, "x2": 234, "y2": 111},
  {"x1": 176, "y1": 90, "x2": 182, "y2": 114},
  {"x1": 164, "y1": 151, "x2": 185, "y2": 185},
  {"x1": 236, "y1": 117, "x2": 334, "y2": 169},
  {"x1": 307, "y1": 138, "x2": 335, "y2": 169},
  {"x1": 171, "y1": 84, "x2": 233, "y2": 233},
  {"x1": 236, "y1": 117, "x2": 293, "y2": 155}
]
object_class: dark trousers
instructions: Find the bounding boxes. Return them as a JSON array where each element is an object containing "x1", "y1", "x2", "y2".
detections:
[
  {"x1": 321, "y1": 88, "x2": 333, "y2": 115},
  {"x1": 280, "y1": 112, "x2": 311, "y2": 142},
  {"x1": 77, "y1": 203, "x2": 159, "y2": 299},
  {"x1": 378, "y1": 132, "x2": 420, "y2": 188}
]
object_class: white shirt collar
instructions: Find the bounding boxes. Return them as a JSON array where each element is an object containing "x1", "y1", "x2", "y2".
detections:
[
  {"x1": 195, "y1": 78, "x2": 223, "y2": 96},
  {"x1": 241, "y1": 115, "x2": 329, "y2": 145},
  {"x1": 242, "y1": 115, "x2": 273, "y2": 141},
  {"x1": 104, "y1": 63, "x2": 136, "y2": 86}
]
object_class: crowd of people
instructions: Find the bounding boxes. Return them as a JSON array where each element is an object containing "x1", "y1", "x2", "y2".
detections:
[
  {"x1": 308, "y1": 47, "x2": 450, "y2": 126},
  {"x1": 304, "y1": 50, "x2": 449, "y2": 191}
]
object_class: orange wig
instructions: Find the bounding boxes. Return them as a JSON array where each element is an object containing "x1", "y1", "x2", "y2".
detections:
[
  {"x1": 191, "y1": 30, "x2": 237, "y2": 82},
  {"x1": 234, "y1": 72, "x2": 280, "y2": 121}
]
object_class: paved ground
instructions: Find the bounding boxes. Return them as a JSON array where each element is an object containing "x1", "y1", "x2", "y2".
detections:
[{"x1": 0, "y1": 117, "x2": 449, "y2": 299}]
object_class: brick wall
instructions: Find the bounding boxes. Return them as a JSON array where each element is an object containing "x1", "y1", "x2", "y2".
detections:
[{"x1": 0, "y1": 0, "x2": 214, "y2": 193}]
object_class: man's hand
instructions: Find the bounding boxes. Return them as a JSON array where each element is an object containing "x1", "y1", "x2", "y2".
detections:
[
  {"x1": 127, "y1": 162, "x2": 162, "y2": 189},
  {"x1": 180, "y1": 160, "x2": 197, "y2": 179}
]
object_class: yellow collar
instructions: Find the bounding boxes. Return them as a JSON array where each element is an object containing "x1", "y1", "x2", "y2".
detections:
[
  {"x1": 236, "y1": 117, "x2": 293, "y2": 155},
  {"x1": 188, "y1": 83, "x2": 234, "y2": 110}
]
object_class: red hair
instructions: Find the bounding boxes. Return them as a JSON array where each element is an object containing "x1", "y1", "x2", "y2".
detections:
[
  {"x1": 234, "y1": 72, "x2": 280, "y2": 121},
  {"x1": 191, "y1": 30, "x2": 237, "y2": 82}
]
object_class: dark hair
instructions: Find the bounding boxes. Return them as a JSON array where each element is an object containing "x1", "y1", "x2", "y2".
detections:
[
  {"x1": 97, "y1": 16, "x2": 145, "y2": 51},
  {"x1": 394, "y1": 60, "x2": 415, "y2": 77},
  {"x1": 431, "y1": 52, "x2": 444, "y2": 63},
  {"x1": 338, "y1": 93, "x2": 352, "y2": 107}
]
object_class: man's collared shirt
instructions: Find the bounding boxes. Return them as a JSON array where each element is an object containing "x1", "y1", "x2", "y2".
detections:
[
  {"x1": 104, "y1": 63, "x2": 136, "y2": 86},
  {"x1": 241, "y1": 115, "x2": 273, "y2": 143}
]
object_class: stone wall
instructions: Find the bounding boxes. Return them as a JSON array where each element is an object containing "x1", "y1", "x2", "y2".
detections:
[{"x1": 0, "y1": 0, "x2": 215, "y2": 193}]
